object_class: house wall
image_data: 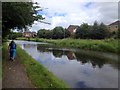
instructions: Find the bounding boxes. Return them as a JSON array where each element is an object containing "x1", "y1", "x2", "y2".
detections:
[
  {"x1": 73, "y1": 29, "x2": 76, "y2": 33},
  {"x1": 23, "y1": 32, "x2": 37, "y2": 38},
  {"x1": 108, "y1": 25, "x2": 118, "y2": 32},
  {"x1": 23, "y1": 33, "x2": 31, "y2": 38}
]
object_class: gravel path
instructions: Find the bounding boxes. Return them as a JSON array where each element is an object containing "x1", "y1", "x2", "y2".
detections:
[{"x1": 3, "y1": 49, "x2": 35, "y2": 88}]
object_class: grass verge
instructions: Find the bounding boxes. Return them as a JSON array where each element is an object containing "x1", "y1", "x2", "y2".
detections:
[
  {"x1": 17, "y1": 37, "x2": 119, "y2": 53},
  {"x1": 2, "y1": 42, "x2": 68, "y2": 88}
]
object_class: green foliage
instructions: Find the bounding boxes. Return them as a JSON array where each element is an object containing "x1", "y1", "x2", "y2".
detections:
[
  {"x1": 2, "y1": 2, "x2": 44, "y2": 38},
  {"x1": 8, "y1": 32, "x2": 22, "y2": 40},
  {"x1": 52, "y1": 26, "x2": 65, "y2": 39},
  {"x1": 37, "y1": 27, "x2": 70, "y2": 39},
  {"x1": 37, "y1": 29, "x2": 53, "y2": 39},
  {"x1": 64, "y1": 28, "x2": 71, "y2": 38},
  {"x1": 18, "y1": 38, "x2": 119, "y2": 53},
  {"x1": 92, "y1": 22, "x2": 110, "y2": 39},
  {"x1": 118, "y1": 26, "x2": 120, "y2": 39},
  {"x1": 76, "y1": 23, "x2": 91, "y2": 39},
  {"x1": 52, "y1": 27, "x2": 70, "y2": 39},
  {"x1": 109, "y1": 31, "x2": 117, "y2": 38},
  {"x1": 75, "y1": 21, "x2": 111, "y2": 39}
]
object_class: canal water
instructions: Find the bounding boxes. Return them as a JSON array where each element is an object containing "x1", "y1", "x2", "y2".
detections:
[{"x1": 15, "y1": 40, "x2": 119, "y2": 88}]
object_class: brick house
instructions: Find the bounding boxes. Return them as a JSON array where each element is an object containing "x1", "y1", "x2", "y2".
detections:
[
  {"x1": 67, "y1": 25, "x2": 79, "y2": 33},
  {"x1": 108, "y1": 20, "x2": 120, "y2": 32},
  {"x1": 23, "y1": 31, "x2": 37, "y2": 38}
]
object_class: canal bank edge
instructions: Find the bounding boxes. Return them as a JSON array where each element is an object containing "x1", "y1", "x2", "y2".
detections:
[
  {"x1": 3, "y1": 43, "x2": 68, "y2": 88},
  {"x1": 17, "y1": 38, "x2": 119, "y2": 54}
]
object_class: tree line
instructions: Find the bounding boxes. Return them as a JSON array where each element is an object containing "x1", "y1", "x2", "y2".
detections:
[
  {"x1": 76, "y1": 21, "x2": 110, "y2": 39},
  {"x1": 37, "y1": 27, "x2": 71, "y2": 39},
  {"x1": 37, "y1": 21, "x2": 118, "y2": 39},
  {"x1": 9, "y1": 21, "x2": 118, "y2": 40}
]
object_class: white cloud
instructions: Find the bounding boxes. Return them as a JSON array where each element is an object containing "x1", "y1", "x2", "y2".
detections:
[{"x1": 30, "y1": 0, "x2": 119, "y2": 32}]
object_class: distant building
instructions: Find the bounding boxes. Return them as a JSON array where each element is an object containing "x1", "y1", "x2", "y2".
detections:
[
  {"x1": 67, "y1": 25, "x2": 79, "y2": 33},
  {"x1": 23, "y1": 31, "x2": 37, "y2": 38},
  {"x1": 108, "y1": 20, "x2": 120, "y2": 32}
]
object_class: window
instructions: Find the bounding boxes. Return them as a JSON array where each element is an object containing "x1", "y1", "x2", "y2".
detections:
[{"x1": 115, "y1": 25, "x2": 118, "y2": 28}]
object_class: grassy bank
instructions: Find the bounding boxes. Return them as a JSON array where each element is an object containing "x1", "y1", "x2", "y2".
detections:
[
  {"x1": 17, "y1": 37, "x2": 119, "y2": 53},
  {"x1": 2, "y1": 43, "x2": 68, "y2": 88}
]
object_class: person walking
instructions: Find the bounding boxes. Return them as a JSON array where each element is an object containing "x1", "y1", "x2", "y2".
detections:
[{"x1": 8, "y1": 40, "x2": 16, "y2": 61}]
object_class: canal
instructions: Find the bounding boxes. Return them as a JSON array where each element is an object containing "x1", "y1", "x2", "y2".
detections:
[{"x1": 15, "y1": 40, "x2": 119, "y2": 88}]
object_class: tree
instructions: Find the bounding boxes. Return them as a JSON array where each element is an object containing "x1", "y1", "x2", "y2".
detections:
[
  {"x1": 37, "y1": 29, "x2": 47, "y2": 38},
  {"x1": 92, "y1": 22, "x2": 110, "y2": 39},
  {"x1": 2, "y1": 2, "x2": 44, "y2": 39},
  {"x1": 37, "y1": 27, "x2": 70, "y2": 39},
  {"x1": 64, "y1": 29, "x2": 71, "y2": 38},
  {"x1": 118, "y1": 25, "x2": 120, "y2": 39},
  {"x1": 37, "y1": 29, "x2": 53, "y2": 39},
  {"x1": 8, "y1": 32, "x2": 22, "y2": 40},
  {"x1": 91, "y1": 21, "x2": 99, "y2": 39},
  {"x1": 98, "y1": 23, "x2": 110, "y2": 39},
  {"x1": 45, "y1": 30, "x2": 53, "y2": 39},
  {"x1": 75, "y1": 21, "x2": 110, "y2": 39},
  {"x1": 52, "y1": 26, "x2": 65, "y2": 39},
  {"x1": 75, "y1": 23, "x2": 91, "y2": 39}
]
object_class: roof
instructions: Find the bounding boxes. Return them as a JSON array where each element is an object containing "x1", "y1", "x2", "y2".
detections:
[
  {"x1": 23, "y1": 31, "x2": 36, "y2": 34},
  {"x1": 109, "y1": 20, "x2": 120, "y2": 26},
  {"x1": 67, "y1": 25, "x2": 79, "y2": 32}
]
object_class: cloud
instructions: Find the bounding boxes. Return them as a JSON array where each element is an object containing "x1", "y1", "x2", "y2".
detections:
[
  {"x1": 30, "y1": 0, "x2": 119, "y2": 32},
  {"x1": 95, "y1": 2, "x2": 118, "y2": 24}
]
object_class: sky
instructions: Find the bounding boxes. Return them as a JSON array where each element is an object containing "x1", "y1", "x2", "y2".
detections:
[{"x1": 29, "y1": 0, "x2": 119, "y2": 32}]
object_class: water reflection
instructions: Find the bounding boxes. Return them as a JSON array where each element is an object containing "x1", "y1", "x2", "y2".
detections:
[
  {"x1": 76, "y1": 81, "x2": 91, "y2": 88},
  {"x1": 37, "y1": 44, "x2": 119, "y2": 69},
  {"x1": 16, "y1": 41, "x2": 119, "y2": 88},
  {"x1": 66, "y1": 51, "x2": 76, "y2": 60},
  {"x1": 75, "y1": 52, "x2": 105, "y2": 68},
  {"x1": 52, "y1": 50, "x2": 63, "y2": 58},
  {"x1": 52, "y1": 50, "x2": 76, "y2": 60}
]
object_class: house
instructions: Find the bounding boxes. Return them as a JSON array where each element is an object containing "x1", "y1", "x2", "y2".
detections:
[
  {"x1": 23, "y1": 31, "x2": 37, "y2": 38},
  {"x1": 67, "y1": 25, "x2": 79, "y2": 33},
  {"x1": 108, "y1": 20, "x2": 120, "y2": 32}
]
